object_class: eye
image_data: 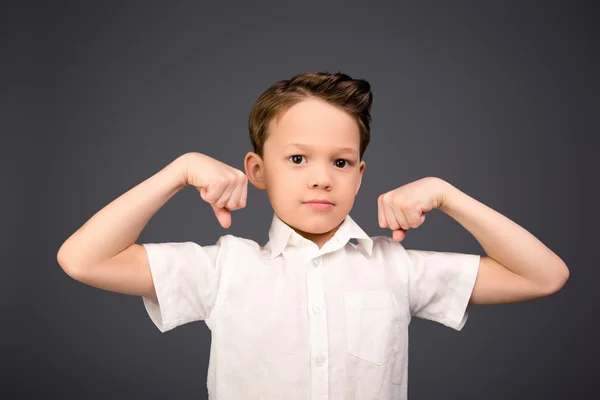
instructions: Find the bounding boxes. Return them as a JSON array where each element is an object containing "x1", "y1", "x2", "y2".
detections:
[
  {"x1": 289, "y1": 155, "x2": 307, "y2": 164},
  {"x1": 334, "y1": 159, "x2": 352, "y2": 168}
]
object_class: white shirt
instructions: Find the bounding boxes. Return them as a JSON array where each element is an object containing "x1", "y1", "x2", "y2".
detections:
[{"x1": 142, "y1": 212, "x2": 480, "y2": 400}]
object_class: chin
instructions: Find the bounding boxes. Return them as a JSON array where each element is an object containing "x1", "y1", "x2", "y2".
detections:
[{"x1": 292, "y1": 215, "x2": 343, "y2": 235}]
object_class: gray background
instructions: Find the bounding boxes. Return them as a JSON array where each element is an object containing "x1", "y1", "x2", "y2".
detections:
[{"x1": 3, "y1": 1, "x2": 598, "y2": 399}]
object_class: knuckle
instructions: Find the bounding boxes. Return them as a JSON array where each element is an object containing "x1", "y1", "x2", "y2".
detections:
[
  {"x1": 213, "y1": 177, "x2": 227, "y2": 188},
  {"x1": 203, "y1": 190, "x2": 218, "y2": 202},
  {"x1": 392, "y1": 196, "x2": 403, "y2": 206},
  {"x1": 409, "y1": 215, "x2": 422, "y2": 228},
  {"x1": 214, "y1": 196, "x2": 226, "y2": 206},
  {"x1": 226, "y1": 174, "x2": 238, "y2": 184},
  {"x1": 202, "y1": 192, "x2": 213, "y2": 201}
]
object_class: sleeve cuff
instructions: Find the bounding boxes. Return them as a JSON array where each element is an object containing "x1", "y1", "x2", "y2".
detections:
[
  {"x1": 141, "y1": 243, "x2": 176, "y2": 333},
  {"x1": 442, "y1": 254, "x2": 480, "y2": 331}
]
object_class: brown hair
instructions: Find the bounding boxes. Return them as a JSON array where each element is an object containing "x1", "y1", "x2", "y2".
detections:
[{"x1": 248, "y1": 71, "x2": 373, "y2": 160}]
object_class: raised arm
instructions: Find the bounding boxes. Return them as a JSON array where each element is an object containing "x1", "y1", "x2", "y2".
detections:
[{"x1": 56, "y1": 152, "x2": 248, "y2": 297}]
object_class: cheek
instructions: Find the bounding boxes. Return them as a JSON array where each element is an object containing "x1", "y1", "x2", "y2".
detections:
[
  {"x1": 266, "y1": 169, "x2": 296, "y2": 197},
  {"x1": 271, "y1": 167, "x2": 295, "y2": 186},
  {"x1": 278, "y1": 177, "x2": 300, "y2": 198}
]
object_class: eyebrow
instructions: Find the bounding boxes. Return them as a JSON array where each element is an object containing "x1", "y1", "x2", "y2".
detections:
[{"x1": 284, "y1": 143, "x2": 359, "y2": 156}]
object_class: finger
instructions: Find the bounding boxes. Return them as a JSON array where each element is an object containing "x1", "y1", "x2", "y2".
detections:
[
  {"x1": 229, "y1": 174, "x2": 248, "y2": 210},
  {"x1": 214, "y1": 180, "x2": 237, "y2": 208},
  {"x1": 383, "y1": 200, "x2": 401, "y2": 231},
  {"x1": 377, "y1": 195, "x2": 387, "y2": 228},
  {"x1": 200, "y1": 182, "x2": 226, "y2": 205},
  {"x1": 392, "y1": 206, "x2": 410, "y2": 230},
  {"x1": 407, "y1": 210, "x2": 426, "y2": 229},
  {"x1": 211, "y1": 203, "x2": 232, "y2": 228},
  {"x1": 225, "y1": 179, "x2": 244, "y2": 210},
  {"x1": 239, "y1": 176, "x2": 248, "y2": 208}
]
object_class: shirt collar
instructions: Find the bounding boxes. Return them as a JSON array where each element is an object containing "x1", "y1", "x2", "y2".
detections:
[{"x1": 265, "y1": 212, "x2": 373, "y2": 259}]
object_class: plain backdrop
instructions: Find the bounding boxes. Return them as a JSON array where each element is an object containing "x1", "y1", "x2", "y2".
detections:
[{"x1": 3, "y1": 1, "x2": 598, "y2": 399}]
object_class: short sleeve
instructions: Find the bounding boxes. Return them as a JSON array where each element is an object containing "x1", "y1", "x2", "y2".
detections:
[
  {"x1": 140, "y1": 235, "x2": 230, "y2": 333},
  {"x1": 404, "y1": 249, "x2": 480, "y2": 331}
]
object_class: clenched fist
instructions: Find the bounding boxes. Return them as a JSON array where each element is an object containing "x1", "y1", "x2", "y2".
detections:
[
  {"x1": 377, "y1": 177, "x2": 449, "y2": 242},
  {"x1": 183, "y1": 152, "x2": 248, "y2": 228}
]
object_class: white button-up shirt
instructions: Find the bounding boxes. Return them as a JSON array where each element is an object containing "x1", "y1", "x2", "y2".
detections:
[{"x1": 142, "y1": 213, "x2": 480, "y2": 400}]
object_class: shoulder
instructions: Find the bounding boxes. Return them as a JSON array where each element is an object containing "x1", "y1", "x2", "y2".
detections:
[
  {"x1": 369, "y1": 235, "x2": 465, "y2": 258},
  {"x1": 367, "y1": 236, "x2": 443, "y2": 268},
  {"x1": 351, "y1": 236, "x2": 412, "y2": 268},
  {"x1": 214, "y1": 233, "x2": 264, "y2": 255},
  {"x1": 370, "y1": 235, "x2": 409, "y2": 256}
]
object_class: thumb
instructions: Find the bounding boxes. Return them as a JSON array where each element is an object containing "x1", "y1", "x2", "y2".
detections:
[
  {"x1": 392, "y1": 229, "x2": 406, "y2": 242},
  {"x1": 211, "y1": 204, "x2": 232, "y2": 228}
]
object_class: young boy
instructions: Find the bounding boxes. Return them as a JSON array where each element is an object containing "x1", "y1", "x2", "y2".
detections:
[{"x1": 57, "y1": 71, "x2": 569, "y2": 400}]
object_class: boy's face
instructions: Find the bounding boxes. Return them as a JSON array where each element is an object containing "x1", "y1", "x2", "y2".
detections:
[{"x1": 245, "y1": 98, "x2": 366, "y2": 248}]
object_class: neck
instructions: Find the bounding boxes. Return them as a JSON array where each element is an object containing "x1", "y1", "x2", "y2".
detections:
[{"x1": 293, "y1": 222, "x2": 343, "y2": 249}]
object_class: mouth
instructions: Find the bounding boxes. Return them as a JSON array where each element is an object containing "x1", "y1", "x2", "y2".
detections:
[
  {"x1": 303, "y1": 199, "x2": 334, "y2": 205},
  {"x1": 303, "y1": 200, "x2": 335, "y2": 210}
]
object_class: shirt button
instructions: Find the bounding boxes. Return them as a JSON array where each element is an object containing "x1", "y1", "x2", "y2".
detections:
[
  {"x1": 312, "y1": 258, "x2": 320, "y2": 267},
  {"x1": 315, "y1": 355, "x2": 326, "y2": 366},
  {"x1": 313, "y1": 304, "x2": 323, "y2": 314}
]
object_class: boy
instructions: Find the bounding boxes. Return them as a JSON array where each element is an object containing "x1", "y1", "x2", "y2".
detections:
[{"x1": 57, "y1": 72, "x2": 569, "y2": 400}]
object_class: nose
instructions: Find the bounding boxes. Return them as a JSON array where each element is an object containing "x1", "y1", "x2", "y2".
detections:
[{"x1": 308, "y1": 162, "x2": 332, "y2": 190}]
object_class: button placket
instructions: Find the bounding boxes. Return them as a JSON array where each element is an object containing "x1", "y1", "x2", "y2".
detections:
[
  {"x1": 306, "y1": 256, "x2": 329, "y2": 398},
  {"x1": 315, "y1": 355, "x2": 326, "y2": 366}
]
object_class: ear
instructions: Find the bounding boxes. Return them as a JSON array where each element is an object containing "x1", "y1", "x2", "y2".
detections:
[
  {"x1": 244, "y1": 152, "x2": 266, "y2": 190},
  {"x1": 355, "y1": 160, "x2": 366, "y2": 196}
]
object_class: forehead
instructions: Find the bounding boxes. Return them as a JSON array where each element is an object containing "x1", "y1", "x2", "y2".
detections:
[{"x1": 266, "y1": 98, "x2": 360, "y2": 151}]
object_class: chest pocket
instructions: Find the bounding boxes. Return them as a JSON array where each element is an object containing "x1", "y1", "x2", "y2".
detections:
[{"x1": 344, "y1": 290, "x2": 404, "y2": 366}]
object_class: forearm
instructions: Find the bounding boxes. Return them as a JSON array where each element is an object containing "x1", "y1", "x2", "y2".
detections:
[
  {"x1": 437, "y1": 178, "x2": 569, "y2": 291},
  {"x1": 57, "y1": 153, "x2": 190, "y2": 272}
]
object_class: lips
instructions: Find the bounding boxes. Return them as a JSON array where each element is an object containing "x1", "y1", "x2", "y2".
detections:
[
  {"x1": 304, "y1": 200, "x2": 334, "y2": 205},
  {"x1": 304, "y1": 200, "x2": 335, "y2": 211}
]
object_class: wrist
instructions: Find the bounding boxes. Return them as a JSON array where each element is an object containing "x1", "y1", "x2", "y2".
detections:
[
  {"x1": 434, "y1": 177, "x2": 458, "y2": 212},
  {"x1": 166, "y1": 153, "x2": 193, "y2": 190}
]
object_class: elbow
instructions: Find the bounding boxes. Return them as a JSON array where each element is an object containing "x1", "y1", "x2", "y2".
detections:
[
  {"x1": 57, "y1": 248, "x2": 83, "y2": 280},
  {"x1": 558, "y1": 263, "x2": 570, "y2": 290},
  {"x1": 57, "y1": 247, "x2": 72, "y2": 272},
  {"x1": 545, "y1": 263, "x2": 570, "y2": 295}
]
